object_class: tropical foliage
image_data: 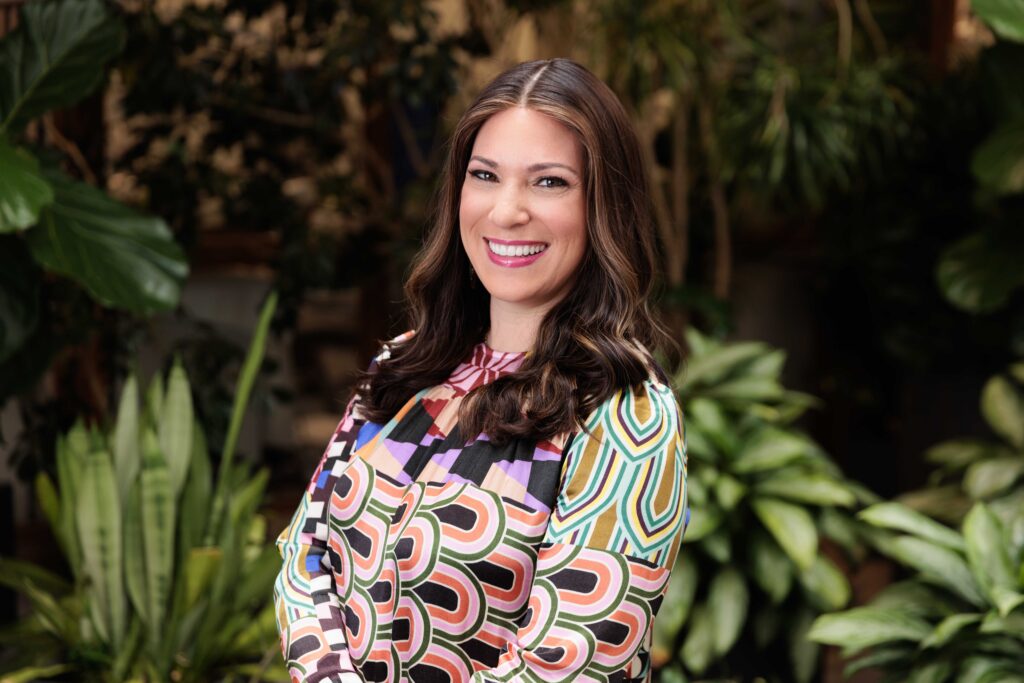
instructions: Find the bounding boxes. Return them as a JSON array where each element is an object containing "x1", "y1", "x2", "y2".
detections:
[
  {"x1": 654, "y1": 328, "x2": 874, "y2": 681},
  {"x1": 935, "y1": 0, "x2": 1024, "y2": 313},
  {"x1": 810, "y1": 500, "x2": 1024, "y2": 682},
  {"x1": 907, "y1": 362, "x2": 1024, "y2": 525},
  {"x1": 0, "y1": 0, "x2": 188, "y2": 404},
  {"x1": 0, "y1": 294, "x2": 284, "y2": 683}
]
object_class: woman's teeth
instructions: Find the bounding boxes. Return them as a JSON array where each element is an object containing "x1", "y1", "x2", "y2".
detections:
[{"x1": 487, "y1": 241, "x2": 547, "y2": 257}]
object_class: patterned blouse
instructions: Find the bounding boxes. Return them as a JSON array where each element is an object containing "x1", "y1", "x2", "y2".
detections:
[{"x1": 275, "y1": 332, "x2": 689, "y2": 683}]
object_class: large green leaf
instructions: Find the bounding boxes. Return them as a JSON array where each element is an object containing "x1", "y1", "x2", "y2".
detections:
[
  {"x1": 123, "y1": 482, "x2": 147, "y2": 624},
  {"x1": 920, "y1": 613, "x2": 984, "y2": 650},
  {"x1": 207, "y1": 292, "x2": 277, "y2": 544},
  {"x1": 160, "y1": 358, "x2": 194, "y2": 497},
  {"x1": 981, "y1": 375, "x2": 1024, "y2": 449},
  {"x1": 652, "y1": 558, "x2": 697, "y2": 660},
  {"x1": 112, "y1": 374, "x2": 140, "y2": 504},
  {"x1": 755, "y1": 471, "x2": 856, "y2": 507},
  {"x1": 707, "y1": 567, "x2": 748, "y2": 656},
  {"x1": 0, "y1": 137, "x2": 53, "y2": 231},
  {"x1": 936, "y1": 232, "x2": 1024, "y2": 313},
  {"x1": 808, "y1": 607, "x2": 932, "y2": 652},
  {"x1": 679, "y1": 341, "x2": 768, "y2": 388},
  {"x1": 972, "y1": 0, "x2": 1024, "y2": 43},
  {"x1": 0, "y1": 0, "x2": 124, "y2": 134},
  {"x1": 749, "y1": 528, "x2": 794, "y2": 603},
  {"x1": 75, "y1": 447, "x2": 125, "y2": 647},
  {"x1": 25, "y1": 170, "x2": 187, "y2": 314},
  {"x1": 880, "y1": 536, "x2": 987, "y2": 606},
  {"x1": 680, "y1": 603, "x2": 715, "y2": 674},
  {"x1": 751, "y1": 497, "x2": 817, "y2": 571},
  {"x1": 732, "y1": 427, "x2": 815, "y2": 474},
  {"x1": 139, "y1": 429, "x2": 175, "y2": 646},
  {"x1": 964, "y1": 456, "x2": 1024, "y2": 499},
  {"x1": 963, "y1": 503, "x2": 1017, "y2": 601},
  {"x1": 798, "y1": 554, "x2": 851, "y2": 612},
  {"x1": 858, "y1": 503, "x2": 966, "y2": 551},
  {"x1": 0, "y1": 235, "x2": 40, "y2": 363}
]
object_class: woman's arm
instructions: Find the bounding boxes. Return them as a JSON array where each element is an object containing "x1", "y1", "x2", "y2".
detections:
[
  {"x1": 274, "y1": 392, "x2": 368, "y2": 683},
  {"x1": 471, "y1": 379, "x2": 690, "y2": 682}
]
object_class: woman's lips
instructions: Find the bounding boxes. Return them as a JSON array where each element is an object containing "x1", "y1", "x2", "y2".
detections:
[{"x1": 484, "y1": 238, "x2": 548, "y2": 268}]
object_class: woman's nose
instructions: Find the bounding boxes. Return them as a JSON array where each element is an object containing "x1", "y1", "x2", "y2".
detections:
[{"x1": 489, "y1": 185, "x2": 530, "y2": 228}]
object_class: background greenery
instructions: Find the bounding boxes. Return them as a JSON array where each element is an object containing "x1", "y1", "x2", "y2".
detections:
[{"x1": 1, "y1": 0, "x2": 1023, "y2": 681}]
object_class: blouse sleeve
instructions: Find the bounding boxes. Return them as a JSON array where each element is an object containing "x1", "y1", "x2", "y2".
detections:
[
  {"x1": 274, "y1": 391, "x2": 367, "y2": 683},
  {"x1": 471, "y1": 378, "x2": 690, "y2": 683},
  {"x1": 274, "y1": 333, "x2": 412, "y2": 683}
]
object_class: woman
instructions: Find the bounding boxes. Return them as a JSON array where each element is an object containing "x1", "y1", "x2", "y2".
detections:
[{"x1": 275, "y1": 58, "x2": 689, "y2": 683}]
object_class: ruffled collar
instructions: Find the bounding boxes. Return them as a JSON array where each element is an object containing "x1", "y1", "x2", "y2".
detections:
[{"x1": 446, "y1": 341, "x2": 527, "y2": 395}]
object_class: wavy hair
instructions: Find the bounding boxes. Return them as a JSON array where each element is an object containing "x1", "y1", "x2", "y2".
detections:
[{"x1": 357, "y1": 58, "x2": 674, "y2": 445}]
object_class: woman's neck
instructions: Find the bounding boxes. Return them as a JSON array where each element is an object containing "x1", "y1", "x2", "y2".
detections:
[{"x1": 486, "y1": 300, "x2": 548, "y2": 352}]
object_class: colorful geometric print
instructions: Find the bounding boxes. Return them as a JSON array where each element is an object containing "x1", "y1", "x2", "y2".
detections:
[
  {"x1": 469, "y1": 543, "x2": 672, "y2": 683},
  {"x1": 353, "y1": 345, "x2": 569, "y2": 514},
  {"x1": 275, "y1": 337, "x2": 689, "y2": 683},
  {"x1": 546, "y1": 379, "x2": 688, "y2": 570}
]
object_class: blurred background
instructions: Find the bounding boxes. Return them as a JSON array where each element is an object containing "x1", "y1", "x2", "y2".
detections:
[{"x1": 1, "y1": 0, "x2": 1023, "y2": 681}]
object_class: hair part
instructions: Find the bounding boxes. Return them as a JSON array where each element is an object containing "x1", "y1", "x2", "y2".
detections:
[{"x1": 357, "y1": 58, "x2": 675, "y2": 445}]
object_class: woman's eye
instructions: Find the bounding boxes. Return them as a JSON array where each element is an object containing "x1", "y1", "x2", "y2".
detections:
[
  {"x1": 468, "y1": 169, "x2": 496, "y2": 182},
  {"x1": 537, "y1": 176, "x2": 568, "y2": 189}
]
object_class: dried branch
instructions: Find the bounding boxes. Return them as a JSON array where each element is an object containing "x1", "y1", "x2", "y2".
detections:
[
  {"x1": 854, "y1": 0, "x2": 888, "y2": 57},
  {"x1": 43, "y1": 114, "x2": 99, "y2": 185},
  {"x1": 833, "y1": 0, "x2": 853, "y2": 84}
]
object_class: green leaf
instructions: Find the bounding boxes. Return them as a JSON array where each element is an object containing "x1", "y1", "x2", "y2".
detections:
[
  {"x1": 183, "y1": 547, "x2": 222, "y2": 610},
  {"x1": 178, "y1": 423, "x2": 212, "y2": 554},
  {"x1": 679, "y1": 340, "x2": 768, "y2": 388},
  {"x1": 680, "y1": 603, "x2": 714, "y2": 674},
  {"x1": 744, "y1": 349, "x2": 786, "y2": 380},
  {"x1": 700, "y1": 527, "x2": 731, "y2": 563},
  {"x1": 702, "y1": 376, "x2": 783, "y2": 402},
  {"x1": 25, "y1": 169, "x2": 187, "y2": 313},
  {"x1": 963, "y1": 503, "x2": 1017, "y2": 601},
  {"x1": 937, "y1": 232, "x2": 1024, "y2": 313},
  {"x1": 858, "y1": 503, "x2": 966, "y2": 551},
  {"x1": 808, "y1": 607, "x2": 932, "y2": 652},
  {"x1": 881, "y1": 536, "x2": 987, "y2": 606},
  {"x1": 33, "y1": 472, "x2": 59, "y2": 536},
  {"x1": 112, "y1": 373, "x2": 140, "y2": 504},
  {"x1": 732, "y1": 427, "x2": 816, "y2": 474},
  {"x1": 907, "y1": 662, "x2": 954, "y2": 683},
  {"x1": 751, "y1": 497, "x2": 817, "y2": 570},
  {"x1": 140, "y1": 429, "x2": 175, "y2": 646},
  {"x1": 680, "y1": 504, "x2": 720, "y2": 542},
  {"x1": 981, "y1": 375, "x2": 1024, "y2": 449},
  {"x1": 0, "y1": 137, "x2": 53, "y2": 231},
  {"x1": 749, "y1": 529, "x2": 793, "y2": 604},
  {"x1": 925, "y1": 438, "x2": 994, "y2": 469},
  {"x1": 0, "y1": 664, "x2": 72, "y2": 683},
  {"x1": 713, "y1": 473, "x2": 746, "y2": 510},
  {"x1": 652, "y1": 558, "x2": 697, "y2": 661},
  {"x1": 972, "y1": 0, "x2": 1024, "y2": 43},
  {"x1": 920, "y1": 613, "x2": 984, "y2": 649},
  {"x1": 75, "y1": 447, "x2": 125, "y2": 646},
  {"x1": 756, "y1": 471, "x2": 856, "y2": 507},
  {"x1": 0, "y1": 557, "x2": 71, "y2": 596},
  {"x1": 707, "y1": 567, "x2": 748, "y2": 656},
  {"x1": 991, "y1": 585, "x2": 1024, "y2": 618},
  {"x1": 0, "y1": 0, "x2": 125, "y2": 134},
  {"x1": 963, "y1": 457, "x2": 1024, "y2": 499},
  {"x1": 0, "y1": 235, "x2": 40, "y2": 363},
  {"x1": 798, "y1": 554, "x2": 851, "y2": 612},
  {"x1": 207, "y1": 292, "x2": 277, "y2": 544},
  {"x1": 789, "y1": 606, "x2": 819, "y2": 683},
  {"x1": 160, "y1": 357, "x2": 194, "y2": 497},
  {"x1": 123, "y1": 482, "x2": 147, "y2": 624}
]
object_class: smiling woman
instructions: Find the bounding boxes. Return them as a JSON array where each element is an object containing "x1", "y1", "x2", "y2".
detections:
[{"x1": 274, "y1": 59, "x2": 690, "y2": 683}]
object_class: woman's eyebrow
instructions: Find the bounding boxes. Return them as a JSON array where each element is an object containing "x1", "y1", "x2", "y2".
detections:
[{"x1": 470, "y1": 155, "x2": 580, "y2": 177}]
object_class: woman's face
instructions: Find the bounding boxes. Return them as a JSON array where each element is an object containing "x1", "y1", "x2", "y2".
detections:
[{"x1": 459, "y1": 107, "x2": 587, "y2": 317}]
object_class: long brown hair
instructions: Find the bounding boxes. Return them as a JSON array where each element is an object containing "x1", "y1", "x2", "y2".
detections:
[{"x1": 357, "y1": 58, "x2": 674, "y2": 445}]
